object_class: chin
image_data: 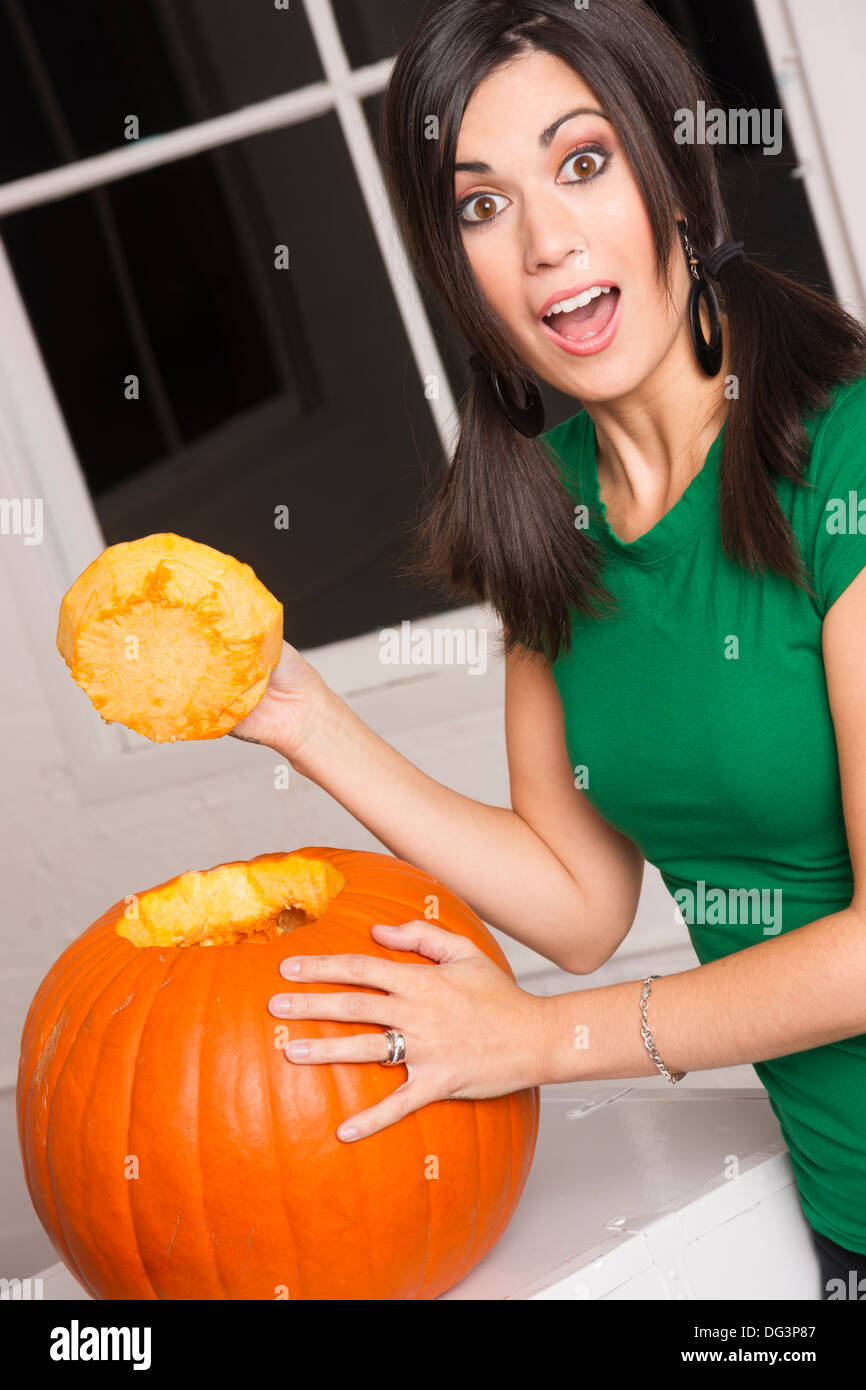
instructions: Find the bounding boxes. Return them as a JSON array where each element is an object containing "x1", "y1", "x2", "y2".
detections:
[{"x1": 556, "y1": 359, "x2": 643, "y2": 404}]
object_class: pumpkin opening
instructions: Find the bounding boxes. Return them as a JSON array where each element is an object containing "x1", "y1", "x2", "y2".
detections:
[{"x1": 116, "y1": 854, "x2": 347, "y2": 948}]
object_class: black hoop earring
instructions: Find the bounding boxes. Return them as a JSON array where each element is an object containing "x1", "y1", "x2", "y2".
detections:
[
  {"x1": 468, "y1": 352, "x2": 545, "y2": 437},
  {"x1": 680, "y1": 223, "x2": 723, "y2": 377}
]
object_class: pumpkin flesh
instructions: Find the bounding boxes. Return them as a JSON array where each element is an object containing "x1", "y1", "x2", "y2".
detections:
[
  {"x1": 117, "y1": 854, "x2": 347, "y2": 949},
  {"x1": 56, "y1": 533, "x2": 283, "y2": 742}
]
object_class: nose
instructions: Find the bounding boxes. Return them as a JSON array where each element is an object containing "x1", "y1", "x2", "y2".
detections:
[{"x1": 522, "y1": 188, "x2": 588, "y2": 275}]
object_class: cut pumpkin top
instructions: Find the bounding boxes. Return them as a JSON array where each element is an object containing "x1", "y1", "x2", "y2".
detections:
[
  {"x1": 117, "y1": 853, "x2": 347, "y2": 949},
  {"x1": 56, "y1": 532, "x2": 283, "y2": 742}
]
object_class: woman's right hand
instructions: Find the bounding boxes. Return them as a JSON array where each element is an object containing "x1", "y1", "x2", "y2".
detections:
[{"x1": 228, "y1": 639, "x2": 330, "y2": 762}]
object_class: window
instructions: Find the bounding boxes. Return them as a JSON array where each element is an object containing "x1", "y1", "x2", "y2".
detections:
[
  {"x1": 0, "y1": 0, "x2": 325, "y2": 181},
  {"x1": 0, "y1": 0, "x2": 467, "y2": 652},
  {"x1": 0, "y1": 0, "x2": 488, "y2": 800},
  {"x1": 1, "y1": 110, "x2": 456, "y2": 650}
]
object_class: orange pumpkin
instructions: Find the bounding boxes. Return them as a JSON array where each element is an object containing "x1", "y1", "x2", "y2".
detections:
[
  {"x1": 56, "y1": 532, "x2": 283, "y2": 742},
  {"x1": 17, "y1": 848, "x2": 539, "y2": 1300}
]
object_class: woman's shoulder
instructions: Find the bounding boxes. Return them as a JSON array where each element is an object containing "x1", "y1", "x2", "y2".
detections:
[{"x1": 802, "y1": 375, "x2": 866, "y2": 464}]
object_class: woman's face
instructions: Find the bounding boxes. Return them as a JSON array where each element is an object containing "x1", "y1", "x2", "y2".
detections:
[{"x1": 453, "y1": 49, "x2": 688, "y2": 401}]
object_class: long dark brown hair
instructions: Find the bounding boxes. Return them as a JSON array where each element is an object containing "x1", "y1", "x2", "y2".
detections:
[{"x1": 379, "y1": 0, "x2": 866, "y2": 661}]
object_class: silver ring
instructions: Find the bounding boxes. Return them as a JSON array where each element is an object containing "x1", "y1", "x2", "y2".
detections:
[{"x1": 381, "y1": 1028, "x2": 406, "y2": 1067}]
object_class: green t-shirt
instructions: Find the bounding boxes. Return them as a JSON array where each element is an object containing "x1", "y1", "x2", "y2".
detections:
[{"x1": 540, "y1": 376, "x2": 866, "y2": 1254}]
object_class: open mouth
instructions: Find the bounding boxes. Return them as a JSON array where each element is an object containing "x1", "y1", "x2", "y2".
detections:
[{"x1": 541, "y1": 285, "x2": 621, "y2": 342}]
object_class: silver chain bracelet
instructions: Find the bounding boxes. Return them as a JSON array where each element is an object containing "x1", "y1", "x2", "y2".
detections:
[{"x1": 640, "y1": 974, "x2": 687, "y2": 1084}]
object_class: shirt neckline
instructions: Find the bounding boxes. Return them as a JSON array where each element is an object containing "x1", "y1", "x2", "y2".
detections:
[{"x1": 578, "y1": 410, "x2": 727, "y2": 564}]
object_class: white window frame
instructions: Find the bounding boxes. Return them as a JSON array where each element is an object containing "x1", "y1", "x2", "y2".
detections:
[
  {"x1": 0, "y1": 0, "x2": 498, "y2": 805},
  {"x1": 752, "y1": 0, "x2": 865, "y2": 319}
]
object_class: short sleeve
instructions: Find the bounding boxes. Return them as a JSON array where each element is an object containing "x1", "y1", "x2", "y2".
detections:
[{"x1": 806, "y1": 378, "x2": 866, "y2": 615}]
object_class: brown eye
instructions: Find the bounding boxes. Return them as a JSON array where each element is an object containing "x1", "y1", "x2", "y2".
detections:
[
  {"x1": 470, "y1": 196, "x2": 496, "y2": 220},
  {"x1": 457, "y1": 191, "x2": 508, "y2": 227},
  {"x1": 561, "y1": 148, "x2": 608, "y2": 183}
]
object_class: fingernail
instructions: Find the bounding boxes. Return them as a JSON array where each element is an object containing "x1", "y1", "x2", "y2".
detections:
[
  {"x1": 283, "y1": 959, "x2": 302, "y2": 975},
  {"x1": 339, "y1": 1126, "x2": 358, "y2": 1141},
  {"x1": 287, "y1": 1042, "x2": 309, "y2": 1058}
]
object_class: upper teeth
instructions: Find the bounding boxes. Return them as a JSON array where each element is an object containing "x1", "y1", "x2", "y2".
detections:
[{"x1": 544, "y1": 285, "x2": 612, "y2": 317}]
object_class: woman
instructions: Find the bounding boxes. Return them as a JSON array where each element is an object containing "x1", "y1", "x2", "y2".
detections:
[{"x1": 232, "y1": 0, "x2": 866, "y2": 1298}]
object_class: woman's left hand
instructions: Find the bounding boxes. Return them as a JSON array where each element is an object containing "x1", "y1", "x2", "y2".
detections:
[{"x1": 268, "y1": 919, "x2": 549, "y2": 1142}]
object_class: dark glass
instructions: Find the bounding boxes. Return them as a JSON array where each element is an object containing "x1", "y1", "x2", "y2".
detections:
[
  {"x1": 331, "y1": 0, "x2": 430, "y2": 68},
  {"x1": 0, "y1": 0, "x2": 324, "y2": 183},
  {"x1": 364, "y1": 88, "x2": 473, "y2": 395},
  {"x1": 647, "y1": 0, "x2": 833, "y2": 293},
  {"x1": 0, "y1": 111, "x2": 451, "y2": 649}
]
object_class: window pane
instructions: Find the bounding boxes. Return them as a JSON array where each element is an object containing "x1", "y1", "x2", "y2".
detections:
[
  {"x1": 648, "y1": 0, "x2": 833, "y2": 295},
  {"x1": 1, "y1": 111, "x2": 452, "y2": 649},
  {"x1": 331, "y1": 0, "x2": 431, "y2": 67},
  {"x1": 0, "y1": 0, "x2": 324, "y2": 183}
]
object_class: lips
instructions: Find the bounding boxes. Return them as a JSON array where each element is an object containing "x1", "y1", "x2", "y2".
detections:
[
  {"x1": 537, "y1": 279, "x2": 619, "y2": 320},
  {"x1": 540, "y1": 286, "x2": 623, "y2": 358},
  {"x1": 545, "y1": 288, "x2": 619, "y2": 341}
]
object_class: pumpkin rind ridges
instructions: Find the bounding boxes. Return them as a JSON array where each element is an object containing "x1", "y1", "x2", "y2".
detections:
[{"x1": 18, "y1": 848, "x2": 539, "y2": 1299}]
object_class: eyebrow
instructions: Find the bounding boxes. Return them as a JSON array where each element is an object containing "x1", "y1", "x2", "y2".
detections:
[{"x1": 454, "y1": 106, "x2": 611, "y2": 174}]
